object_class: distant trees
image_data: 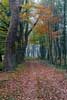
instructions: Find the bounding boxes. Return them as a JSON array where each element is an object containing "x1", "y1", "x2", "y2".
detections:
[
  {"x1": 39, "y1": 0, "x2": 67, "y2": 66},
  {"x1": 0, "y1": 0, "x2": 67, "y2": 71}
]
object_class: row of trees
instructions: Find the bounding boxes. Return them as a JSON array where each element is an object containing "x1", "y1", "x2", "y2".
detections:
[
  {"x1": 30, "y1": 0, "x2": 67, "y2": 68},
  {"x1": 0, "y1": 0, "x2": 67, "y2": 71},
  {"x1": 0, "y1": 0, "x2": 41, "y2": 71},
  {"x1": 29, "y1": 0, "x2": 67, "y2": 66}
]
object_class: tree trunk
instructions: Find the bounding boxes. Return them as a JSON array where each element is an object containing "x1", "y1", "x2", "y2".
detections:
[
  {"x1": 63, "y1": 0, "x2": 66, "y2": 66},
  {"x1": 3, "y1": 0, "x2": 19, "y2": 71}
]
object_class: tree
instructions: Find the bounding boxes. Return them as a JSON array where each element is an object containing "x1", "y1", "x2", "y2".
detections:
[
  {"x1": 2, "y1": 0, "x2": 39, "y2": 71},
  {"x1": 63, "y1": 0, "x2": 67, "y2": 66},
  {"x1": 0, "y1": 0, "x2": 65, "y2": 71},
  {"x1": 0, "y1": 0, "x2": 10, "y2": 62},
  {"x1": 3, "y1": 0, "x2": 19, "y2": 71}
]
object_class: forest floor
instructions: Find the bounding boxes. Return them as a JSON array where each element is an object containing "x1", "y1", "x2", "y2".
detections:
[{"x1": 0, "y1": 60, "x2": 67, "y2": 100}]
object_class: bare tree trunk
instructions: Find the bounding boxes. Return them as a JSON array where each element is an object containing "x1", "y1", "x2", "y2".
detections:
[
  {"x1": 63, "y1": 0, "x2": 66, "y2": 66},
  {"x1": 3, "y1": 0, "x2": 19, "y2": 71}
]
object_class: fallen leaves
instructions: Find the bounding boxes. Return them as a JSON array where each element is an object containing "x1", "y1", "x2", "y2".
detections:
[{"x1": 0, "y1": 61, "x2": 67, "y2": 100}]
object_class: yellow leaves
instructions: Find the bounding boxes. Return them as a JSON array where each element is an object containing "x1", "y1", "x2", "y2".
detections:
[
  {"x1": 20, "y1": 2, "x2": 61, "y2": 40},
  {"x1": 21, "y1": 3, "x2": 52, "y2": 16},
  {"x1": 20, "y1": 13, "x2": 28, "y2": 20},
  {"x1": 20, "y1": 2, "x2": 52, "y2": 25},
  {"x1": 21, "y1": 3, "x2": 33, "y2": 9},
  {"x1": 20, "y1": 13, "x2": 34, "y2": 25},
  {"x1": 20, "y1": 13, "x2": 30, "y2": 22},
  {"x1": 22, "y1": 3, "x2": 45, "y2": 10},
  {"x1": 2, "y1": 0, "x2": 9, "y2": 6},
  {"x1": 20, "y1": 13, "x2": 37, "y2": 20},
  {"x1": 34, "y1": 4, "x2": 45, "y2": 9}
]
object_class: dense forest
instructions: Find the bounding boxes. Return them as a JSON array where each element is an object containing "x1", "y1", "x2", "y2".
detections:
[
  {"x1": 0, "y1": 0, "x2": 67, "y2": 71},
  {"x1": 0, "y1": 0, "x2": 67, "y2": 99}
]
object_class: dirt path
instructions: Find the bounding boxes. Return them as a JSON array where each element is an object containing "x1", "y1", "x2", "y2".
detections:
[{"x1": 0, "y1": 61, "x2": 67, "y2": 100}]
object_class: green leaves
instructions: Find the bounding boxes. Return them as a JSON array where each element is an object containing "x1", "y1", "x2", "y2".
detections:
[
  {"x1": 0, "y1": 1, "x2": 10, "y2": 55},
  {"x1": 2, "y1": 0, "x2": 9, "y2": 6}
]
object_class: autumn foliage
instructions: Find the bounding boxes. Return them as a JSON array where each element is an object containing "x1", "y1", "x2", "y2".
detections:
[{"x1": 20, "y1": 2, "x2": 62, "y2": 39}]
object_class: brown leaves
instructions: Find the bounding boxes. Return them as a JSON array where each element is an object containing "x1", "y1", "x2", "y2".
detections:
[
  {"x1": 35, "y1": 23, "x2": 49, "y2": 34},
  {"x1": 0, "y1": 61, "x2": 67, "y2": 100}
]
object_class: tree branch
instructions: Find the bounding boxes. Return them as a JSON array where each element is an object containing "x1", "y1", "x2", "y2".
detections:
[{"x1": 27, "y1": 17, "x2": 39, "y2": 36}]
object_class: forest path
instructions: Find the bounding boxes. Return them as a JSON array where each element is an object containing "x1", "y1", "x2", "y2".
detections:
[{"x1": 0, "y1": 61, "x2": 67, "y2": 100}]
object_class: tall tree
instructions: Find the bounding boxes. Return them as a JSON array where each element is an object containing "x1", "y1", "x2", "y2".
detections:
[
  {"x1": 63, "y1": 0, "x2": 66, "y2": 65},
  {"x1": 2, "y1": 0, "x2": 38, "y2": 71},
  {"x1": 3, "y1": 0, "x2": 19, "y2": 71}
]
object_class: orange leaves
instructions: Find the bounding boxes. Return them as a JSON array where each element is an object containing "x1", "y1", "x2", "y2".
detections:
[
  {"x1": 34, "y1": 4, "x2": 52, "y2": 15},
  {"x1": 20, "y1": 3, "x2": 52, "y2": 21},
  {"x1": 39, "y1": 15, "x2": 50, "y2": 21},
  {"x1": 38, "y1": 7, "x2": 52, "y2": 16},
  {"x1": 35, "y1": 23, "x2": 49, "y2": 34},
  {"x1": 20, "y1": 2, "x2": 62, "y2": 40}
]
